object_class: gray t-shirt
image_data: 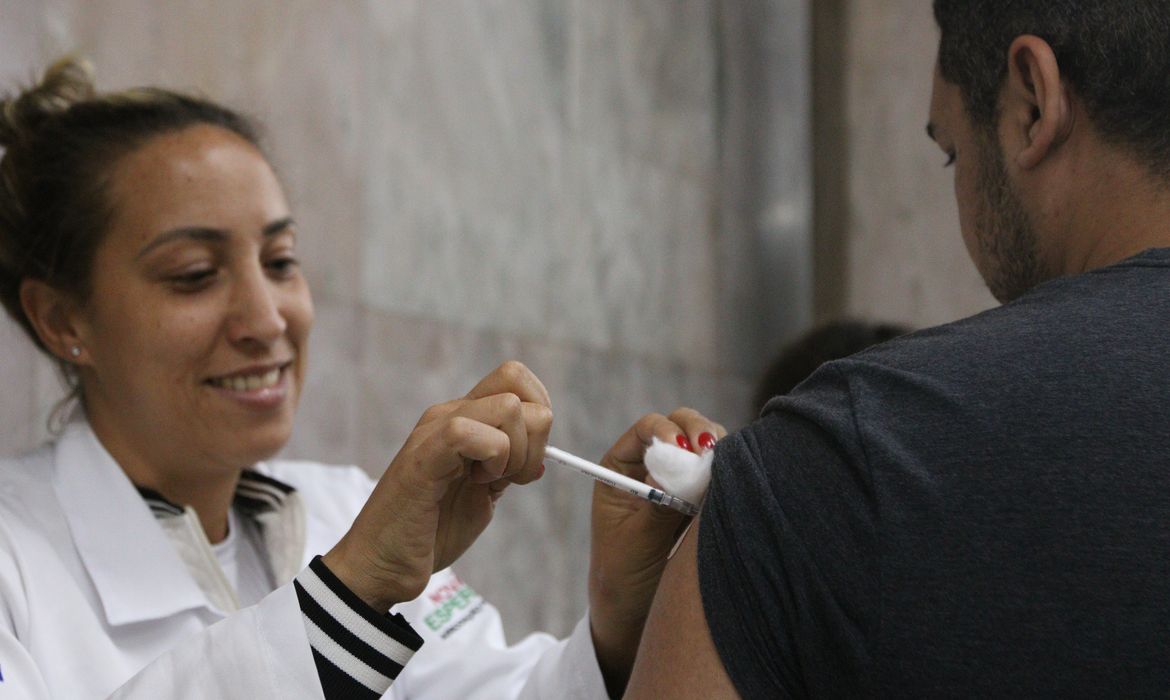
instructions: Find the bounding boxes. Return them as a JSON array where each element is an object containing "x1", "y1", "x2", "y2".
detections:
[{"x1": 699, "y1": 249, "x2": 1170, "y2": 698}]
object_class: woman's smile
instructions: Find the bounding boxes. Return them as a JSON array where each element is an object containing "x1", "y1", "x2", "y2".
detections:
[{"x1": 205, "y1": 361, "x2": 294, "y2": 409}]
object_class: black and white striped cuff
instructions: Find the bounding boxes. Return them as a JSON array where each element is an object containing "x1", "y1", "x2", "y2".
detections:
[{"x1": 294, "y1": 556, "x2": 424, "y2": 699}]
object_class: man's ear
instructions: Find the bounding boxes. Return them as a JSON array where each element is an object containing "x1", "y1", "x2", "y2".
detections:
[
  {"x1": 19, "y1": 278, "x2": 90, "y2": 364},
  {"x1": 1004, "y1": 35, "x2": 1073, "y2": 170}
]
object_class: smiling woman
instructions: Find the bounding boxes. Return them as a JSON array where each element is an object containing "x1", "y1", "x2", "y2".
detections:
[
  {"x1": 0, "y1": 57, "x2": 724, "y2": 699},
  {"x1": 78, "y1": 126, "x2": 315, "y2": 526},
  {"x1": 56, "y1": 124, "x2": 315, "y2": 537}
]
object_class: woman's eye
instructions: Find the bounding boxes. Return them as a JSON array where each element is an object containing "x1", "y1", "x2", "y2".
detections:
[
  {"x1": 266, "y1": 256, "x2": 300, "y2": 278},
  {"x1": 170, "y1": 268, "x2": 217, "y2": 289}
]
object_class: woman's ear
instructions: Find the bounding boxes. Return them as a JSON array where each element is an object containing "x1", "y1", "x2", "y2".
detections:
[
  {"x1": 1004, "y1": 35, "x2": 1074, "y2": 170},
  {"x1": 19, "y1": 278, "x2": 90, "y2": 364}
]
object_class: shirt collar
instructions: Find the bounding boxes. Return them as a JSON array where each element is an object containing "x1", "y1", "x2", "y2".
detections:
[
  {"x1": 135, "y1": 468, "x2": 306, "y2": 589},
  {"x1": 51, "y1": 419, "x2": 209, "y2": 627},
  {"x1": 136, "y1": 469, "x2": 297, "y2": 520}
]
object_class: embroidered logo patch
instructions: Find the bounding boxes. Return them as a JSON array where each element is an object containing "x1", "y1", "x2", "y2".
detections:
[{"x1": 423, "y1": 574, "x2": 484, "y2": 639}]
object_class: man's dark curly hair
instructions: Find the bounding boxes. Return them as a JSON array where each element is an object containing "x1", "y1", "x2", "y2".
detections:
[{"x1": 934, "y1": 1, "x2": 1170, "y2": 177}]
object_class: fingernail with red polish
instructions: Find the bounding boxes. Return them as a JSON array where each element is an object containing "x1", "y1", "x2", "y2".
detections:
[
  {"x1": 536, "y1": 463, "x2": 546, "y2": 479},
  {"x1": 676, "y1": 434, "x2": 694, "y2": 452},
  {"x1": 698, "y1": 432, "x2": 716, "y2": 452}
]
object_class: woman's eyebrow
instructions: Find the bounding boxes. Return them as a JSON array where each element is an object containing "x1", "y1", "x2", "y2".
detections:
[
  {"x1": 263, "y1": 216, "x2": 296, "y2": 237},
  {"x1": 136, "y1": 217, "x2": 295, "y2": 259},
  {"x1": 136, "y1": 226, "x2": 228, "y2": 259}
]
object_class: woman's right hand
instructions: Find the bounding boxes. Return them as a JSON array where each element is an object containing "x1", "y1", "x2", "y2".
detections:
[{"x1": 322, "y1": 361, "x2": 552, "y2": 611}]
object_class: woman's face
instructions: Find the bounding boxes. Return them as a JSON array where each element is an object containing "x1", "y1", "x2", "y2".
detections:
[{"x1": 74, "y1": 124, "x2": 314, "y2": 478}]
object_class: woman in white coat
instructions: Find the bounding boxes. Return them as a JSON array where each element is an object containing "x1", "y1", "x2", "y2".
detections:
[{"x1": 0, "y1": 58, "x2": 724, "y2": 699}]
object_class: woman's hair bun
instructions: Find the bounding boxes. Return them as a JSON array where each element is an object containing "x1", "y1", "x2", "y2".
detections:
[{"x1": 0, "y1": 56, "x2": 96, "y2": 149}]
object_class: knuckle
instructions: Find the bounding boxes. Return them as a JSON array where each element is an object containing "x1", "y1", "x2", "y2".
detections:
[
  {"x1": 421, "y1": 399, "x2": 460, "y2": 424},
  {"x1": 494, "y1": 442, "x2": 512, "y2": 471},
  {"x1": 498, "y1": 392, "x2": 523, "y2": 413},
  {"x1": 441, "y1": 416, "x2": 473, "y2": 444},
  {"x1": 528, "y1": 403, "x2": 553, "y2": 429},
  {"x1": 510, "y1": 471, "x2": 536, "y2": 485},
  {"x1": 638, "y1": 412, "x2": 667, "y2": 429},
  {"x1": 497, "y1": 360, "x2": 529, "y2": 382}
]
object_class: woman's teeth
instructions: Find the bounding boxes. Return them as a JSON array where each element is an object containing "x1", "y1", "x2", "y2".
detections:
[{"x1": 211, "y1": 368, "x2": 281, "y2": 391}]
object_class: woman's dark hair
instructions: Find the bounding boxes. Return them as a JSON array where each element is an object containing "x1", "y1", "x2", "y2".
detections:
[
  {"x1": 0, "y1": 57, "x2": 263, "y2": 410},
  {"x1": 754, "y1": 320, "x2": 910, "y2": 411},
  {"x1": 933, "y1": 1, "x2": 1170, "y2": 177}
]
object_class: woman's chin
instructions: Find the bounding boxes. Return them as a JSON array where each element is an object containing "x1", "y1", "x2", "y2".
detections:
[{"x1": 216, "y1": 422, "x2": 294, "y2": 468}]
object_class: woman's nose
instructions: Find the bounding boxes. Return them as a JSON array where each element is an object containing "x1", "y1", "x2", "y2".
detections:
[{"x1": 226, "y1": 270, "x2": 287, "y2": 347}]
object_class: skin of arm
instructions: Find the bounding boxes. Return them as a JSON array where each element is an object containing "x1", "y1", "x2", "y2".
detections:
[
  {"x1": 624, "y1": 514, "x2": 740, "y2": 699},
  {"x1": 587, "y1": 409, "x2": 726, "y2": 695}
]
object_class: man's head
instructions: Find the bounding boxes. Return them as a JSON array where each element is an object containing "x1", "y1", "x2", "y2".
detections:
[
  {"x1": 934, "y1": 1, "x2": 1170, "y2": 175},
  {"x1": 929, "y1": 1, "x2": 1170, "y2": 303}
]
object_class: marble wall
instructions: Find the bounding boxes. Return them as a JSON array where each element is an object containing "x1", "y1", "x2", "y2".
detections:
[
  {"x1": 0, "y1": 0, "x2": 811, "y2": 640},
  {"x1": 814, "y1": 0, "x2": 997, "y2": 326}
]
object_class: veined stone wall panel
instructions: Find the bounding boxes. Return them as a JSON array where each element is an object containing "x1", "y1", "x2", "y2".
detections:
[{"x1": 0, "y1": 0, "x2": 809, "y2": 639}]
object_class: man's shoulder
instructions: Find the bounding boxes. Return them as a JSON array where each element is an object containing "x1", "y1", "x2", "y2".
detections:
[
  {"x1": 844, "y1": 301, "x2": 1046, "y2": 373},
  {"x1": 772, "y1": 302, "x2": 1021, "y2": 420},
  {"x1": 843, "y1": 258, "x2": 1170, "y2": 379},
  {"x1": 766, "y1": 274, "x2": 1156, "y2": 454}
]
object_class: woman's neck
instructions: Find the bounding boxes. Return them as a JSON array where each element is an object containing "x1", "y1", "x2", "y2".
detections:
[
  {"x1": 84, "y1": 410, "x2": 242, "y2": 544},
  {"x1": 152, "y1": 473, "x2": 240, "y2": 543}
]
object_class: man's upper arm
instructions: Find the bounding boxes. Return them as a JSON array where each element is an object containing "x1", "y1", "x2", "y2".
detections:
[
  {"x1": 627, "y1": 367, "x2": 877, "y2": 698},
  {"x1": 625, "y1": 517, "x2": 739, "y2": 699}
]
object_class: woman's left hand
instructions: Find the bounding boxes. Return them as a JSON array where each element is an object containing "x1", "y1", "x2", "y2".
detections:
[{"x1": 587, "y1": 408, "x2": 726, "y2": 696}]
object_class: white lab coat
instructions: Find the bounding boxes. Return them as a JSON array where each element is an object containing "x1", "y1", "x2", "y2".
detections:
[{"x1": 0, "y1": 419, "x2": 607, "y2": 698}]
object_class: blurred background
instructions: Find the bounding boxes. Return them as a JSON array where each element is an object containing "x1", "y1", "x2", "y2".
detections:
[{"x1": 0, "y1": 0, "x2": 994, "y2": 640}]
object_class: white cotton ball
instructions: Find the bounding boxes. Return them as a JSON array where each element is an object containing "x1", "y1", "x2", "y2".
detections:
[{"x1": 643, "y1": 436, "x2": 714, "y2": 505}]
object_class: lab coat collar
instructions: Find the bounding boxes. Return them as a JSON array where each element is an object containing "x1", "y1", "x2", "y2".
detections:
[
  {"x1": 52, "y1": 419, "x2": 216, "y2": 627},
  {"x1": 136, "y1": 469, "x2": 307, "y2": 587},
  {"x1": 136, "y1": 470, "x2": 295, "y2": 519}
]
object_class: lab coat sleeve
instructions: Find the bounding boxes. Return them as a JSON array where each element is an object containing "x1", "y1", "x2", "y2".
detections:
[{"x1": 390, "y1": 568, "x2": 608, "y2": 699}]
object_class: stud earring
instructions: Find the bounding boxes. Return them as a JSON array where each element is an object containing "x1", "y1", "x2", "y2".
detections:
[{"x1": 69, "y1": 346, "x2": 81, "y2": 358}]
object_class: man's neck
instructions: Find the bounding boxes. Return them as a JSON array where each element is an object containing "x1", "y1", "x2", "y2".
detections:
[{"x1": 1045, "y1": 148, "x2": 1170, "y2": 276}]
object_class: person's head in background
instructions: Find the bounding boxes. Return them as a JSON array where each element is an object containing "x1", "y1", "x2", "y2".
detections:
[
  {"x1": 929, "y1": 1, "x2": 1170, "y2": 304},
  {"x1": 753, "y1": 320, "x2": 910, "y2": 411},
  {"x1": 0, "y1": 58, "x2": 313, "y2": 488}
]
